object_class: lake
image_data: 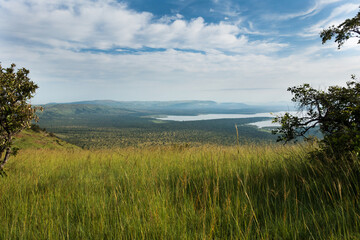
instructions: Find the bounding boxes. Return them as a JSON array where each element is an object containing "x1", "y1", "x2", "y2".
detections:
[{"x1": 155, "y1": 111, "x2": 299, "y2": 128}]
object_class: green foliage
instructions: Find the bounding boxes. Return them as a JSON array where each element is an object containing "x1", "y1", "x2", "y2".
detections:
[
  {"x1": 320, "y1": 6, "x2": 360, "y2": 48},
  {"x1": 0, "y1": 63, "x2": 40, "y2": 174},
  {"x1": 273, "y1": 76, "x2": 360, "y2": 160}
]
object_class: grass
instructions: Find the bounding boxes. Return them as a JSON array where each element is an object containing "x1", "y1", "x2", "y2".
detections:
[
  {"x1": 13, "y1": 129, "x2": 79, "y2": 150},
  {"x1": 0, "y1": 144, "x2": 360, "y2": 239}
]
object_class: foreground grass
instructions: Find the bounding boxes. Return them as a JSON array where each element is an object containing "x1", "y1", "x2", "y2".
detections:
[{"x1": 0, "y1": 144, "x2": 359, "y2": 239}]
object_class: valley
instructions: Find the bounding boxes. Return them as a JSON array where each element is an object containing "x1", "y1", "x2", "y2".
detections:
[{"x1": 36, "y1": 100, "x2": 290, "y2": 148}]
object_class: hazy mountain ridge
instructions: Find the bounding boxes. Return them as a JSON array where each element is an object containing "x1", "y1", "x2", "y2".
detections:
[
  {"x1": 40, "y1": 103, "x2": 138, "y2": 117},
  {"x1": 40, "y1": 100, "x2": 292, "y2": 116}
]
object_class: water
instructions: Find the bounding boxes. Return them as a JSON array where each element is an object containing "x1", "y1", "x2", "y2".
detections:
[
  {"x1": 248, "y1": 120, "x2": 281, "y2": 128},
  {"x1": 155, "y1": 111, "x2": 299, "y2": 128}
]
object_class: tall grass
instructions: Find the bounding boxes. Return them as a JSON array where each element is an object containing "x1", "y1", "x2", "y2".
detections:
[{"x1": 0, "y1": 144, "x2": 359, "y2": 239}]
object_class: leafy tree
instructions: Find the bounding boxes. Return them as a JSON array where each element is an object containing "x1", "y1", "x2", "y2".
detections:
[
  {"x1": 273, "y1": 75, "x2": 360, "y2": 158},
  {"x1": 274, "y1": 7, "x2": 360, "y2": 161},
  {"x1": 320, "y1": 7, "x2": 360, "y2": 49},
  {"x1": 0, "y1": 63, "x2": 40, "y2": 176}
]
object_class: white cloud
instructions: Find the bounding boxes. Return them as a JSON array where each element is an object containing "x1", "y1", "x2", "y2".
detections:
[
  {"x1": 300, "y1": 3, "x2": 359, "y2": 38},
  {"x1": 140, "y1": 17, "x2": 286, "y2": 53},
  {"x1": 2, "y1": 34, "x2": 359, "y2": 104},
  {"x1": 208, "y1": 0, "x2": 243, "y2": 24},
  {"x1": 0, "y1": 0, "x2": 283, "y2": 54},
  {"x1": 1, "y1": 0, "x2": 359, "y2": 104},
  {"x1": 265, "y1": 0, "x2": 342, "y2": 21},
  {"x1": 158, "y1": 13, "x2": 184, "y2": 24}
]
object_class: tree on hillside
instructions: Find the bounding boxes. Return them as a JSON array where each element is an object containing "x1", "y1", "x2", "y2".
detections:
[
  {"x1": 0, "y1": 63, "x2": 41, "y2": 176},
  {"x1": 320, "y1": 6, "x2": 360, "y2": 49},
  {"x1": 273, "y1": 7, "x2": 360, "y2": 161}
]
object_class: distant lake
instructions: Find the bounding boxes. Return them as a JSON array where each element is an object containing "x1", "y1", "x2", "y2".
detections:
[
  {"x1": 156, "y1": 111, "x2": 298, "y2": 128},
  {"x1": 248, "y1": 120, "x2": 280, "y2": 128}
]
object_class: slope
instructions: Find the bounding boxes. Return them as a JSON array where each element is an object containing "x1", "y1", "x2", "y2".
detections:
[{"x1": 13, "y1": 127, "x2": 79, "y2": 150}]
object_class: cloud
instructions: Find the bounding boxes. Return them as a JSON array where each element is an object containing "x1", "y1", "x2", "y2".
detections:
[
  {"x1": 2, "y1": 35, "x2": 359, "y2": 104},
  {"x1": 1, "y1": 0, "x2": 359, "y2": 104},
  {"x1": 208, "y1": 0, "x2": 244, "y2": 25},
  {"x1": 299, "y1": 3, "x2": 359, "y2": 38},
  {"x1": 0, "y1": 0, "x2": 283, "y2": 54},
  {"x1": 158, "y1": 13, "x2": 184, "y2": 24},
  {"x1": 140, "y1": 17, "x2": 286, "y2": 53},
  {"x1": 0, "y1": 0, "x2": 152, "y2": 49},
  {"x1": 219, "y1": 88, "x2": 281, "y2": 91},
  {"x1": 265, "y1": 0, "x2": 342, "y2": 21}
]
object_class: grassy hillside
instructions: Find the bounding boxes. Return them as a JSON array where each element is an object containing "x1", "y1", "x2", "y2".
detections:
[
  {"x1": 0, "y1": 144, "x2": 359, "y2": 239},
  {"x1": 13, "y1": 128, "x2": 79, "y2": 150}
]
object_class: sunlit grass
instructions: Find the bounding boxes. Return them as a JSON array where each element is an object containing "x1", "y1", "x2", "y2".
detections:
[{"x1": 0, "y1": 144, "x2": 359, "y2": 239}]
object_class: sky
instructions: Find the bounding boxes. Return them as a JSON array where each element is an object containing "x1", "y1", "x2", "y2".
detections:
[{"x1": 0, "y1": 0, "x2": 359, "y2": 104}]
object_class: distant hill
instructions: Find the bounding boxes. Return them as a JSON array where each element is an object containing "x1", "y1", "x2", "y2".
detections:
[
  {"x1": 39, "y1": 100, "x2": 292, "y2": 116},
  {"x1": 44, "y1": 100, "x2": 248, "y2": 111},
  {"x1": 40, "y1": 103, "x2": 136, "y2": 116}
]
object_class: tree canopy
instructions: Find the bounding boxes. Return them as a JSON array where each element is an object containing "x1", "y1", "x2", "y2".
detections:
[
  {"x1": 320, "y1": 7, "x2": 360, "y2": 49},
  {"x1": 0, "y1": 63, "x2": 40, "y2": 175},
  {"x1": 273, "y1": 76, "x2": 360, "y2": 157}
]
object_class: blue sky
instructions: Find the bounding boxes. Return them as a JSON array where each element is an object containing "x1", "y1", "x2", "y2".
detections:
[{"x1": 0, "y1": 0, "x2": 359, "y2": 104}]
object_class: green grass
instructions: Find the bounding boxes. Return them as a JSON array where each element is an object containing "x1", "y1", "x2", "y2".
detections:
[
  {"x1": 0, "y1": 144, "x2": 359, "y2": 239},
  {"x1": 13, "y1": 129, "x2": 79, "y2": 150}
]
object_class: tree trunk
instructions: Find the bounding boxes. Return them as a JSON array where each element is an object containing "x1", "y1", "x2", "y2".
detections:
[
  {"x1": 0, "y1": 133, "x2": 12, "y2": 176},
  {"x1": 0, "y1": 147, "x2": 11, "y2": 169},
  {"x1": 0, "y1": 147, "x2": 10, "y2": 176}
]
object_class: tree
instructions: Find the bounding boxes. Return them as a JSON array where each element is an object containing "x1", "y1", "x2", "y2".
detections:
[
  {"x1": 0, "y1": 63, "x2": 40, "y2": 176},
  {"x1": 273, "y1": 76, "x2": 360, "y2": 158},
  {"x1": 274, "y1": 7, "x2": 360, "y2": 161},
  {"x1": 320, "y1": 7, "x2": 360, "y2": 49}
]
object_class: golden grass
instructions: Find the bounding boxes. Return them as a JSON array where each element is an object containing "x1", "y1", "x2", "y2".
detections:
[{"x1": 0, "y1": 144, "x2": 359, "y2": 239}]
